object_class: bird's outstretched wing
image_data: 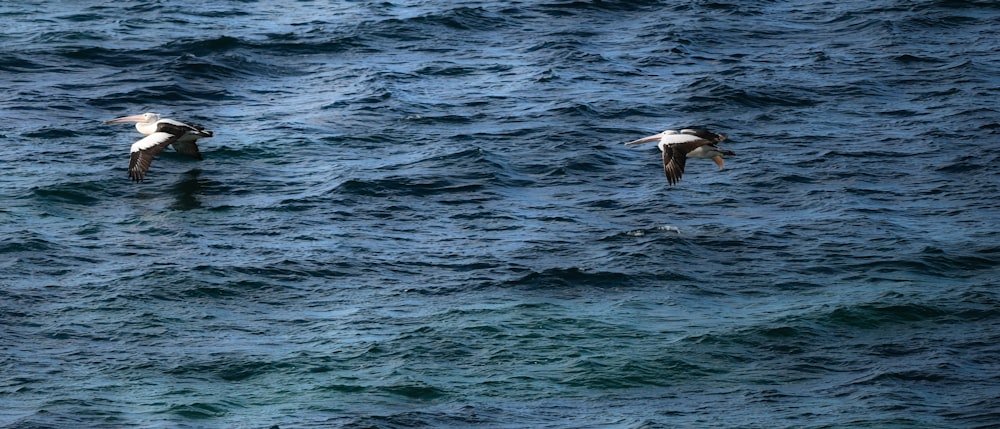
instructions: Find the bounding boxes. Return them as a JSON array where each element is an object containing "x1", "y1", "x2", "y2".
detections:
[
  {"x1": 170, "y1": 140, "x2": 203, "y2": 160},
  {"x1": 159, "y1": 118, "x2": 214, "y2": 136},
  {"x1": 164, "y1": 120, "x2": 211, "y2": 160},
  {"x1": 662, "y1": 140, "x2": 713, "y2": 186},
  {"x1": 681, "y1": 129, "x2": 727, "y2": 143},
  {"x1": 129, "y1": 132, "x2": 182, "y2": 182}
]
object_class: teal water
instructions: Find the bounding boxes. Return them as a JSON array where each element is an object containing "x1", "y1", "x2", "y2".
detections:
[{"x1": 2, "y1": 1, "x2": 999, "y2": 428}]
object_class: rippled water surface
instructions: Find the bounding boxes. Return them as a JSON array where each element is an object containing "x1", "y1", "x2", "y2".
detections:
[{"x1": 2, "y1": 1, "x2": 999, "y2": 428}]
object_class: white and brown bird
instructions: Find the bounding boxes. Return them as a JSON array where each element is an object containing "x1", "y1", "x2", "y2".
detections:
[
  {"x1": 625, "y1": 128, "x2": 734, "y2": 186},
  {"x1": 104, "y1": 112, "x2": 213, "y2": 182}
]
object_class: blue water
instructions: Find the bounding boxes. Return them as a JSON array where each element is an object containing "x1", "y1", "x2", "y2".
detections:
[{"x1": 2, "y1": 1, "x2": 999, "y2": 428}]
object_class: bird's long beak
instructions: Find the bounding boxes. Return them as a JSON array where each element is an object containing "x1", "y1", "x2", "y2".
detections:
[
  {"x1": 712, "y1": 156, "x2": 725, "y2": 169},
  {"x1": 624, "y1": 133, "x2": 663, "y2": 146},
  {"x1": 104, "y1": 114, "x2": 145, "y2": 124}
]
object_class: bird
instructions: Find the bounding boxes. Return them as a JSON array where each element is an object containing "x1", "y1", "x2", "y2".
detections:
[
  {"x1": 624, "y1": 128, "x2": 734, "y2": 186},
  {"x1": 104, "y1": 112, "x2": 213, "y2": 182}
]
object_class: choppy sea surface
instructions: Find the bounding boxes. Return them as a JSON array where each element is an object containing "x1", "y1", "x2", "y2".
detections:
[{"x1": 2, "y1": 1, "x2": 999, "y2": 428}]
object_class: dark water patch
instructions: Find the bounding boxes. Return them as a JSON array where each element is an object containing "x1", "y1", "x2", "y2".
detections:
[
  {"x1": 504, "y1": 267, "x2": 639, "y2": 291},
  {"x1": 939, "y1": 398, "x2": 1000, "y2": 428},
  {"x1": 168, "y1": 33, "x2": 367, "y2": 60},
  {"x1": 167, "y1": 357, "x2": 279, "y2": 382},
  {"x1": 534, "y1": 0, "x2": 663, "y2": 16},
  {"x1": 21, "y1": 128, "x2": 83, "y2": 139},
  {"x1": 334, "y1": 177, "x2": 487, "y2": 200},
  {"x1": 164, "y1": 53, "x2": 252, "y2": 82},
  {"x1": 917, "y1": 245, "x2": 998, "y2": 272},
  {"x1": 340, "y1": 406, "x2": 498, "y2": 429},
  {"x1": 31, "y1": 182, "x2": 102, "y2": 206},
  {"x1": 164, "y1": 35, "x2": 243, "y2": 56},
  {"x1": 935, "y1": 155, "x2": 991, "y2": 173},
  {"x1": 266, "y1": 31, "x2": 373, "y2": 55},
  {"x1": 54, "y1": 45, "x2": 134, "y2": 67},
  {"x1": 729, "y1": 87, "x2": 822, "y2": 109},
  {"x1": 320, "y1": 382, "x2": 367, "y2": 394},
  {"x1": 217, "y1": 360, "x2": 280, "y2": 383},
  {"x1": 404, "y1": 112, "x2": 488, "y2": 124},
  {"x1": 683, "y1": 78, "x2": 821, "y2": 110},
  {"x1": 524, "y1": 40, "x2": 609, "y2": 64},
  {"x1": 946, "y1": 291, "x2": 1000, "y2": 324},
  {"x1": 27, "y1": 30, "x2": 106, "y2": 46},
  {"x1": 54, "y1": 12, "x2": 107, "y2": 23},
  {"x1": 329, "y1": 148, "x2": 523, "y2": 200},
  {"x1": 358, "y1": 6, "x2": 515, "y2": 47},
  {"x1": 562, "y1": 356, "x2": 707, "y2": 389},
  {"x1": 224, "y1": 261, "x2": 355, "y2": 285},
  {"x1": 417, "y1": 6, "x2": 508, "y2": 32},
  {"x1": 164, "y1": 402, "x2": 228, "y2": 419},
  {"x1": 823, "y1": 303, "x2": 948, "y2": 330},
  {"x1": 934, "y1": 0, "x2": 1000, "y2": 8},
  {"x1": 543, "y1": 146, "x2": 619, "y2": 177},
  {"x1": 901, "y1": 12, "x2": 982, "y2": 31},
  {"x1": 177, "y1": 283, "x2": 250, "y2": 300},
  {"x1": 381, "y1": 382, "x2": 448, "y2": 401},
  {"x1": 0, "y1": 54, "x2": 50, "y2": 72},
  {"x1": 860, "y1": 368, "x2": 952, "y2": 383},
  {"x1": 415, "y1": 64, "x2": 485, "y2": 77},
  {"x1": 547, "y1": 101, "x2": 602, "y2": 118},
  {"x1": 4, "y1": 413, "x2": 107, "y2": 429},
  {"x1": 842, "y1": 245, "x2": 998, "y2": 279},
  {"x1": 821, "y1": 10, "x2": 898, "y2": 36},
  {"x1": 99, "y1": 83, "x2": 230, "y2": 106},
  {"x1": 185, "y1": 5, "x2": 255, "y2": 19},
  {"x1": 687, "y1": 322, "x2": 823, "y2": 363},
  {"x1": 893, "y1": 54, "x2": 946, "y2": 65},
  {"x1": 205, "y1": 144, "x2": 292, "y2": 162}
]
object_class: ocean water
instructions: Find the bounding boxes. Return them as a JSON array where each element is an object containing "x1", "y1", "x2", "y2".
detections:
[{"x1": 2, "y1": 0, "x2": 999, "y2": 427}]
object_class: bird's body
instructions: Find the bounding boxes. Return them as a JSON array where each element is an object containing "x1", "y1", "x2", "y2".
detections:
[
  {"x1": 104, "y1": 113, "x2": 212, "y2": 182},
  {"x1": 625, "y1": 129, "x2": 734, "y2": 186}
]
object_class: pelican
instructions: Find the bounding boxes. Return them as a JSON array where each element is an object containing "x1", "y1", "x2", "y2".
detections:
[
  {"x1": 625, "y1": 129, "x2": 734, "y2": 186},
  {"x1": 104, "y1": 112, "x2": 213, "y2": 182}
]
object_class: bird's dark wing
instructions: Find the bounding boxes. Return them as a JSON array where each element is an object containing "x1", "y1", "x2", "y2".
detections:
[
  {"x1": 188, "y1": 123, "x2": 213, "y2": 137},
  {"x1": 170, "y1": 139, "x2": 203, "y2": 160},
  {"x1": 158, "y1": 118, "x2": 213, "y2": 136},
  {"x1": 156, "y1": 121, "x2": 210, "y2": 160},
  {"x1": 662, "y1": 145, "x2": 686, "y2": 186},
  {"x1": 682, "y1": 129, "x2": 727, "y2": 143},
  {"x1": 129, "y1": 132, "x2": 182, "y2": 182},
  {"x1": 662, "y1": 140, "x2": 713, "y2": 186}
]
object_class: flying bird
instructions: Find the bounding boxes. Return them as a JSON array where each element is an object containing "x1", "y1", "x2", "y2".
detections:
[
  {"x1": 625, "y1": 128, "x2": 734, "y2": 186},
  {"x1": 104, "y1": 112, "x2": 213, "y2": 182}
]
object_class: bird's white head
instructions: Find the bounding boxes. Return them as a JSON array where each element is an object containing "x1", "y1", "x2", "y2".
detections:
[
  {"x1": 104, "y1": 112, "x2": 160, "y2": 125},
  {"x1": 104, "y1": 112, "x2": 162, "y2": 135}
]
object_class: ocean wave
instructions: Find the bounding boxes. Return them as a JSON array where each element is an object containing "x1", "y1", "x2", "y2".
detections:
[
  {"x1": 841, "y1": 245, "x2": 998, "y2": 279},
  {"x1": 823, "y1": 303, "x2": 948, "y2": 329},
  {"x1": 502, "y1": 267, "x2": 636, "y2": 290},
  {"x1": 0, "y1": 53, "x2": 50, "y2": 72},
  {"x1": 98, "y1": 83, "x2": 229, "y2": 106},
  {"x1": 334, "y1": 177, "x2": 487, "y2": 199},
  {"x1": 165, "y1": 402, "x2": 228, "y2": 419},
  {"x1": 533, "y1": 0, "x2": 663, "y2": 14}
]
